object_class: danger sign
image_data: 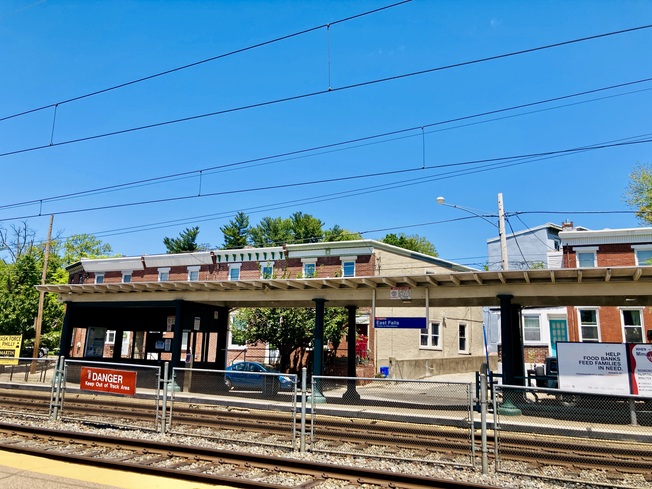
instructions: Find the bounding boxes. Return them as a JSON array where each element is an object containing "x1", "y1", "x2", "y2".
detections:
[{"x1": 80, "y1": 366, "x2": 137, "y2": 396}]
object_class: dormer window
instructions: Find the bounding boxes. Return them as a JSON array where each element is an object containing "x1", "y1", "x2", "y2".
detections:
[
  {"x1": 158, "y1": 268, "x2": 170, "y2": 282},
  {"x1": 187, "y1": 266, "x2": 200, "y2": 281}
]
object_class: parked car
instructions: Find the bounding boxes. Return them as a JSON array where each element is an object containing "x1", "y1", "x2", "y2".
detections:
[
  {"x1": 224, "y1": 361, "x2": 293, "y2": 391},
  {"x1": 20, "y1": 345, "x2": 49, "y2": 358}
]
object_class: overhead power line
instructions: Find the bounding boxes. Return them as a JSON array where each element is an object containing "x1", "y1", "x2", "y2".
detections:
[
  {"x1": 1, "y1": 133, "x2": 650, "y2": 224},
  {"x1": 0, "y1": 1, "x2": 411, "y2": 124},
  {"x1": 2, "y1": 76, "x2": 651, "y2": 213},
  {"x1": 1, "y1": 22, "x2": 651, "y2": 160}
]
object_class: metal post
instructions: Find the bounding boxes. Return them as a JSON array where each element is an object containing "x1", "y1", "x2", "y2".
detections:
[
  {"x1": 161, "y1": 362, "x2": 169, "y2": 434},
  {"x1": 300, "y1": 367, "x2": 307, "y2": 453},
  {"x1": 498, "y1": 193, "x2": 508, "y2": 270},
  {"x1": 480, "y1": 363, "x2": 488, "y2": 474}
]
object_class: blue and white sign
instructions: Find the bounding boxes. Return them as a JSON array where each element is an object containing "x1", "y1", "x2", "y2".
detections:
[{"x1": 374, "y1": 317, "x2": 427, "y2": 329}]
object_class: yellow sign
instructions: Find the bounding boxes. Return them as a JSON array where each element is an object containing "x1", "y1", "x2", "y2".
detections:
[{"x1": 0, "y1": 335, "x2": 22, "y2": 365}]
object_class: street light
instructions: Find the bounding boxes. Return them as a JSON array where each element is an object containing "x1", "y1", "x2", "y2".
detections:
[{"x1": 436, "y1": 194, "x2": 509, "y2": 270}]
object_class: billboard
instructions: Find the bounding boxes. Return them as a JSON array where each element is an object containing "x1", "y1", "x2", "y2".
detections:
[{"x1": 557, "y1": 342, "x2": 652, "y2": 396}]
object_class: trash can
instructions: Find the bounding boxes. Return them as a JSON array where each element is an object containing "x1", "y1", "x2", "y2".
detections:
[{"x1": 379, "y1": 366, "x2": 389, "y2": 378}]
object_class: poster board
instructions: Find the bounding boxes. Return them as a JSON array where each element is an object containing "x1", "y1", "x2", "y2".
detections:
[{"x1": 0, "y1": 335, "x2": 22, "y2": 365}]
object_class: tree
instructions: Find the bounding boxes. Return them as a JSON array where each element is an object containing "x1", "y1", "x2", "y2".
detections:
[
  {"x1": 163, "y1": 226, "x2": 207, "y2": 253},
  {"x1": 323, "y1": 225, "x2": 362, "y2": 241},
  {"x1": 381, "y1": 233, "x2": 438, "y2": 256},
  {"x1": 289, "y1": 212, "x2": 323, "y2": 244},
  {"x1": 624, "y1": 164, "x2": 652, "y2": 224},
  {"x1": 249, "y1": 217, "x2": 293, "y2": 247},
  {"x1": 220, "y1": 211, "x2": 250, "y2": 249},
  {"x1": 0, "y1": 221, "x2": 35, "y2": 263},
  {"x1": 58, "y1": 233, "x2": 113, "y2": 266},
  {"x1": 236, "y1": 306, "x2": 348, "y2": 373}
]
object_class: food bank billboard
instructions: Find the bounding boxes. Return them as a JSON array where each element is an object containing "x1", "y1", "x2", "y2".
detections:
[
  {"x1": 557, "y1": 342, "x2": 652, "y2": 396},
  {"x1": 80, "y1": 366, "x2": 137, "y2": 396}
]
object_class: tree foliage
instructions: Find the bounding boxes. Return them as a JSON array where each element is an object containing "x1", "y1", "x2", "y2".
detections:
[
  {"x1": 220, "y1": 211, "x2": 250, "y2": 249},
  {"x1": 624, "y1": 164, "x2": 652, "y2": 224},
  {"x1": 381, "y1": 233, "x2": 438, "y2": 256},
  {"x1": 235, "y1": 306, "x2": 348, "y2": 373},
  {"x1": 163, "y1": 226, "x2": 207, "y2": 253},
  {"x1": 58, "y1": 233, "x2": 113, "y2": 266},
  {"x1": 249, "y1": 217, "x2": 293, "y2": 247},
  {"x1": 323, "y1": 225, "x2": 362, "y2": 241}
]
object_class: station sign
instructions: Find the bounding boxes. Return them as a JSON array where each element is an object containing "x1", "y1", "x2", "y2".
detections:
[
  {"x1": 80, "y1": 366, "x2": 137, "y2": 397},
  {"x1": 0, "y1": 335, "x2": 21, "y2": 365},
  {"x1": 374, "y1": 317, "x2": 427, "y2": 329}
]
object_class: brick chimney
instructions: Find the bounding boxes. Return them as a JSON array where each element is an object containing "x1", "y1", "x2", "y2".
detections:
[{"x1": 561, "y1": 220, "x2": 574, "y2": 231}]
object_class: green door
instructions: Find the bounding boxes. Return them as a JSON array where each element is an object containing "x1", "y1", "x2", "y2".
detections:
[{"x1": 549, "y1": 319, "x2": 568, "y2": 357}]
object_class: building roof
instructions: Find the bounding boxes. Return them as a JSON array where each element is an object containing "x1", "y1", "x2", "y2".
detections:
[{"x1": 560, "y1": 226, "x2": 652, "y2": 246}]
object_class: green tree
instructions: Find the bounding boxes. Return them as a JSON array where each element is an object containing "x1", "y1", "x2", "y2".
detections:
[
  {"x1": 220, "y1": 211, "x2": 250, "y2": 249},
  {"x1": 381, "y1": 233, "x2": 438, "y2": 256},
  {"x1": 249, "y1": 217, "x2": 293, "y2": 247},
  {"x1": 236, "y1": 306, "x2": 348, "y2": 373},
  {"x1": 58, "y1": 233, "x2": 113, "y2": 266},
  {"x1": 289, "y1": 212, "x2": 323, "y2": 244},
  {"x1": 163, "y1": 226, "x2": 207, "y2": 253},
  {"x1": 624, "y1": 164, "x2": 652, "y2": 224},
  {"x1": 323, "y1": 225, "x2": 362, "y2": 241}
]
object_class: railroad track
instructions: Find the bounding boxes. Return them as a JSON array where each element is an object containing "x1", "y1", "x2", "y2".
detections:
[{"x1": 0, "y1": 422, "x2": 498, "y2": 489}]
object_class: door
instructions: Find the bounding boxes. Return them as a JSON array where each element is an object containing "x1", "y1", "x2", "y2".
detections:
[{"x1": 548, "y1": 319, "x2": 568, "y2": 357}]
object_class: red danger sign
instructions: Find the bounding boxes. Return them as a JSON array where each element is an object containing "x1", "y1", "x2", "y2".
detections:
[{"x1": 80, "y1": 366, "x2": 137, "y2": 396}]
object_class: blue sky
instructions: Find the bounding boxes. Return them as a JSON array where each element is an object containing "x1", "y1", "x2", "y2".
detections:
[{"x1": 1, "y1": 0, "x2": 650, "y2": 268}]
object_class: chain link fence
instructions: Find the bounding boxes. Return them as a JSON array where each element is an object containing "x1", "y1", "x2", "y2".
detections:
[
  {"x1": 494, "y1": 384, "x2": 652, "y2": 488},
  {"x1": 0, "y1": 357, "x2": 58, "y2": 418},
  {"x1": 58, "y1": 359, "x2": 162, "y2": 431},
  {"x1": 310, "y1": 375, "x2": 475, "y2": 467},
  {"x1": 168, "y1": 367, "x2": 298, "y2": 450}
]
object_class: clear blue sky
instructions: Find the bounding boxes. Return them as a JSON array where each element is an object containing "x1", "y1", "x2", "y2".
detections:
[{"x1": 1, "y1": 0, "x2": 650, "y2": 268}]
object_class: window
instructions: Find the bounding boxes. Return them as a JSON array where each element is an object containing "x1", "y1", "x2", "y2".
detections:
[
  {"x1": 122, "y1": 271, "x2": 132, "y2": 283},
  {"x1": 302, "y1": 260, "x2": 317, "y2": 278},
  {"x1": 578, "y1": 309, "x2": 600, "y2": 342},
  {"x1": 420, "y1": 322, "x2": 441, "y2": 348},
  {"x1": 229, "y1": 264, "x2": 241, "y2": 280},
  {"x1": 260, "y1": 262, "x2": 274, "y2": 279},
  {"x1": 342, "y1": 261, "x2": 355, "y2": 277},
  {"x1": 635, "y1": 248, "x2": 652, "y2": 266},
  {"x1": 187, "y1": 266, "x2": 200, "y2": 281},
  {"x1": 94, "y1": 273, "x2": 104, "y2": 284},
  {"x1": 105, "y1": 330, "x2": 116, "y2": 344},
  {"x1": 577, "y1": 251, "x2": 596, "y2": 268},
  {"x1": 622, "y1": 309, "x2": 644, "y2": 343},
  {"x1": 229, "y1": 315, "x2": 247, "y2": 347},
  {"x1": 458, "y1": 323, "x2": 468, "y2": 353},
  {"x1": 523, "y1": 315, "x2": 541, "y2": 342},
  {"x1": 158, "y1": 268, "x2": 170, "y2": 282}
]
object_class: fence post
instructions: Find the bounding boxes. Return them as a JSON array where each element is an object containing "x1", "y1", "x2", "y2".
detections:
[
  {"x1": 300, "y1": 367, "x2": 307, "y2": 453},
  {"x1": 480, "y1": 363, "x2": 488, "y2": 474},
  {"x1": 50, "y1": 356, "x2": 65, "y2": 421},
  {"x1": 161, "y1": 362, "x2": 169, "y2": 434}
]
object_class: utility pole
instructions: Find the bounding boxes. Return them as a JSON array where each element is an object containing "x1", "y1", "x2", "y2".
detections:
[
  {"x1": 497, "y1": 193, "x2": 508, "y2": 270},
  {"x1": 33, "y1": 214, "x2": 54, "y2": 365}
]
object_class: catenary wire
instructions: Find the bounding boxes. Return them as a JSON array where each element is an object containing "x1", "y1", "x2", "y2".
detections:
[
  {"x1": 1, "y1": 23, "x2": 651, "y2": 161},
  {"x1": 0, "y1": 1, "x2": 411, "y2": 124},
  {"x1": 2, "y1": 76, "x2": 652, "y2": 212}
]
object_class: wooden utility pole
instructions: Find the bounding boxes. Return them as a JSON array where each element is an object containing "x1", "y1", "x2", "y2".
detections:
[{"x1": 33, "y1": 214, "x2": 54, "y2": 365}]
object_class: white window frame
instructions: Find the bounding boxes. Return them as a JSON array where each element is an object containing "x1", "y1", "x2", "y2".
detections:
[
  {"x1": 105, "y1": 330, "x2": 116, "y2": 345},
  {"x1": 420, "y1": 321, "x2": 441, "y2": 349},
  {"x1": 260, "y1": 261, "x2": 274, "y2": 280},
  {"x1": 301, "y1": 258, "x2": 317, "y2": 278},
  {"x1": 158, "y1": 267, "x2": 170, "y2": 282},
  {"x1": 228, "y1": 314, "x2": 247, "y2": 349},
  {"x1": 121, "y1": 271, "x2": 132, "y2": 283},
  {"x1": 340, "y1": 256, "x2": 357, "y2": 278},
  {"x1": 187, "y1": 265, "x2": 200, "y2": 281},
  {"x1": 575, "y1": 246, "x2": 598, "y2": 268},
  {"x1": 620, "y1": 307, "x2": 644, "y2": 343},
  {"x1": 577, "y1": 308, "x2": 600, "y2": 342},
  {"x1": 94, "y1": 273, "x2": 104, "y2": 284},
  {"x1": 458, "y1": 322, "x2": 468, "y2": 353},
  {"x1": 633, "y1": 245, "x2": 652, "y2": 266},
  {"x1": 522, "y1": 314, "x2": 542, "y2": 343},
  {"x1": 228, "y1": 263, "x2": 242, "y2": 281}
]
